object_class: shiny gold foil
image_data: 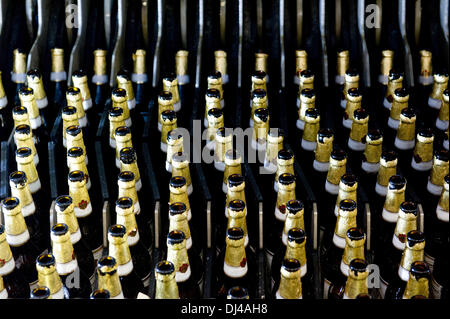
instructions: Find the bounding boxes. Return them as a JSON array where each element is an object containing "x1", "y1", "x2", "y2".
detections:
[
  {"x1": 344, "y1": 267, "x2": 369, "y2": 298},
  {"x1": 117, "y1": 75, "x2": 135, "y2": 101},
  {"x1": 394, "y1": 209, "x2": 417, "y2": 244},
  {"x1": 215, "y1": 130, "x2": 233, "y2": 163},
  {"x1": 377, "y1": 158, "x2": 398, "y2": 187},
  {"x1": 132, "y1": 50, "x2": 147, "y2": 77},
  {"x1": 276, "y1": 181, "x2": 296, "y2": 215},
  {"x1": 226, "y1": 182, "x2": 246, "y2": 210},
  {"x1": 55, "y1": 199, "x2": 80, "y2": 237},
  {"x1": 384, "y1": 184, "x2": 406, "y2": 214},
  {"x1": 120, "y1": 157, "x2": 141, "y2": 184},
  {"x1": 166, "y1": 133, "x2": 183, "y2": 166},
  {"x1": 67, "y1": 152, "x2": 89, "y2": 185},
  {"x1": 396, "y1": 113, "x2": 416, "y2": 142},
  {"x1": 51, "y1": 227, "x2": 76, "y2": 270},
  {"x1": 335, "y1": 207, "x2": 358, "y2": 240},
  {"x1": 278, "y1": 266, "x2": 302, "y2": 299},
  {"x1": 299, "y1": 73, "x2": 314, "y2": 93},
  {"x1": 390, "y1": 93, "x2": 409, "y2": 121},
  {"x1": 97, "y1": 258, "x2": 122, "y2": 298},
  {"x1": 227, "y1": 208, "x2": 248, "y2": 242},
  {"x1": 112, "y1": 91, "x2": 130, "y2": 122},
  {"x1": 342, "y1": 236, "x2": 366, "y2": 268},
  {"x1": 176, "y1": 50, "x2": 189, "y2": 77},
  {"x1": 16, "y1": 151, "x2": 39, "y2": 185},
  {"x1": 72, "y1": 75, "x2": 91, "y2": 104},
  {"x1": 161, "y1": 117, "x2": 178, "y2": 146},
  {"x1": 403, "y1": 276, "x2": 429, "y2": 299},
  {"x1": 413, "y1": 134, "x2": 434, "y2": 164},
  {"x1": 255, "y1": 53, "x2": 268, "y2": 73},
  {"x1": 315, "y1": 134, "x2": 334, "y2": 163},
  {"x1": 215, "y1": 51, "x2": 228, "y2": 77},
  {"x1": 283, "y1": 208, "x2": 305, "y2": 238},
  {"x1": 0, "y1": 71, "x2": 5, "y2": 100},
  {"x1": 66, "y1": 89, "x2": 86, "y2": 122},
  {"x1": 108, "y1": 231, "x2": 132, "y2": 267},
  {"x1": 438, "y1": 178, "x2": 449, "y2": 211},
  {"x1": 66, "y1": 127, "x2": 86, "y2": 154},
  {"x1": 224, "y1": 236, "x2": 246, "y2": 268},
  {"x1": 252, "y1": 113, "x2": 269, "y2": 143},
  {"x1": 400, "y1": 239, "x2": 425, "y2": 272},
  {"x1": 303, "y1": 114, "x2": 320, "y2": 142},
  {"x1": 430, "y1": 74, "x2": 449, "y2": 100},
  {"x1": 36, "y1": 258, "x2": 63, "y2": 298},
  {"x1": 296, "y1": 50, "x2": 308, "y2": 75},
  {"x1": 155, "y1": 267, "x2": 179, "y2": 299},
  {"x1": 27, "y1": 73, "x2": 46, "y2": 101},
  {"x1": 298, "y1": 92, "x2": 316, "y2": 123},
  {"x1": 419, "y1": 50, "x2": 432, "y2": 78},
  {"x1": 275, "y1": 156, "x2": 295, "y2": 185},
  {"x1": 13, "y1": 107, "x2": 32, "y2": 128},
  {"x1": 224, "y1": 154, "x2": 242, "y2": 186},
  {"x1": 168, "y1": 211, "x2": 191, "y2": 243},
  {"x1": 0, "y1": 228, "x2": 13, "y2": 266},
  {"x1": 14, "y1": 127, "x2": 37, "y2": 162},
  {"x1": 439, "y1": 91, "x2": 449, "y2": 122},
  {"x1": 63, "y1": 111, "x2": 80, "y2": 140},
  {"x1": 169, "y1": 183, "x2": 190, "y2": 214},
  {"x1": 166, "y1": 238, "x2": 190, "y2": 276},
  {"x1": 12, "y1": 49, "x2": 27, "y2": 80},
  {"x1": 327, "y1": 157, "x2": 347, "y2": 186},
  {"x1": 163, "y1": 77, "x2": 180, "y2": 105},
  {"x1": 337, "y1": 50, "x2": 349, "y2": 77},
  {"x1": 51, "y1": 48, "x2": 65, "y2": 74},
  {"x1": 344, "y1": 91, "x2": 362, "y2": 123},
  {"x1": 116, "y1": 205, "x2": 139, "y2": 244},
  {"x1": 172, "y1": 155, "x2": 192, "y2": 189},
  {"x1": 385, "y1": 75, "x2": 403, "y2": 102},
  {"x1": 430, "y1": 157, "x2": 449, "y2": 187},
  {"x1": 349, "y1": 115, "x2": 369, "y2": 144},
  {"x1": 19, "y1": 89, "x2": 40, "y2": 120},
  {"x1": 93, "y1": 50, "x2": 108, "y2": 77},
  {"x1": 118, "y1": 176, "x2": 139, "y2": 214},
  {"x1": 207, "y1": 109, "x2": 224, "y2": 142},
  {"x1": 285, "y1": 239, "x2": 307, "y2": 268},
  {"x1": 115, "y1": 130, "x2": 134, "y2": 161},
  {"x1": 208, "y1": 76, "x2": 224, "y2": 101},
  {"x1": 380, "y1": 50, "x2": 394, "y2": 77},
  {"x1": 251, "y1": 74, "x2": 267, "y2": 93},
  {"x1": 336, "y1": 181, "x2": 358, "y2": 212},
  {"x1": 250, "y1": 93, "x2": 268, "y2": 121},
  {"x1": 109, "y1": 111, "x2": 126, "y2": 140},
  {"x1": 68, "y1": 175, "x2": 91, "y2": 211},
  {"x1": 9, "y1": 174, "x2": 33, "y2": 211},
  {"x1": 265, "y1": 132, "x2": 284, "y2": 167},
  {"x1": 158, "y1": 94, "x2": 175, "y2": 126}
]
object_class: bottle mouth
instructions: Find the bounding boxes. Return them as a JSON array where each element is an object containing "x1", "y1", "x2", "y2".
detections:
[
  {"x1": 72, "y1": 70, "x2": 87, "y2": 78},
  {"x1": 167, "y1": 230, "x2": 186, "y2": 245},
  {"x1": 108, "y1": 224, "x2": 127, "y2": 237},
  {"x1": 13, "y1": 106, "x2": 28, "y2": 115},
  {"x1": 36, "y1": 253, "x2": 56, "y2": 267},
  {"x1": 287, "y1": 228, "x2": 306, "y2": 244},
  {"x1": 112, "y1": 87, "x2": 127, "y2": 98},
  {"x1": 170, "y1": 176, "x2": 186, "y2": 188},
  {"x1": 254, "y1": 108, "x2": 269, "y2": 121},
  {"x1": 156, "y1": 260, "x2": 175, "y2": 275},
  {"x1": 97, "y1": 256, "x2": 117, "y2": 269},
  {"x1": 389, "y1": 69, "x2": 403, "y2": 80},
  {"x1": 286, "y1": 200, "x2": 304, "y2": 213},
  {"x1": 15, "y1": 124, "x2": 31, "y2": 135},
  {"x1": 226, "y1": 227, "x2": 244, "y2": 240},
  {"x1": 434, "y1": 149, "x2": 449, "y2": 162},
  {"x1": 410, "y1": 261, "x2": 430, "y2": 280},
  {"x1": 349, "y1": 259, "x2": 368, "y2": 274},
  {"x1": 347, "y1": 87, "x2": 361, "y2": 97},
  {"x1": 55, "y1": 195, "x2": 73, "y2": 209},
  {"x1": 68, "y1": 170, "x2": 85, "y2": 182},
  {"x1": 208, "y1": 108, "x2": 223, "y2": 118},
  {"x1": 305, "y1": 108, "x2": 320, "y2": 119},
  {"x1": 16, "y1": 147, "x2": 32, "y2": 158},
  {"x1": 339, "y1": 199, "x2": 357, "y2": 211},
  {"x1": 19, "y1": 87, "x2": 34, "y2": 96},
  {"x1": 115, "y1": 126, "x2": 130, "y2": 136},
  {"x1": 400, "y1": 108, "x2": 416, "y2": 118},
  {"x1": 159, "y1": 91, "x2": 173, "y2": 101},
  {"x1": 300, "y1": 69, "x2": 313, "y2": 78},
  {"x1": 2, "y1": 197, "x2": 20, "y2": 210},
  {"x1": 26, "y1": 68, "x2": 42, "y2": 79},
  {"x1": 51, "y1": 223, "x2": 69, "y2": 236},
  {"x1": 63, "y1": 106, "x2": 77, "y2": 115},
  {"x1": 206, "y1": 88, "x2": 221, "y2": 98},
  {"x1": 66, "y1": 86, "x2": 81, "y2": 95},
  {"x1": 394, "y1": 87, "x2": 409, "y2": 98},
  {"x1": 400, "y1": 201, "x2": 418, "y2": 215},
  {"x1": 444, "y1": 89, "x2": 449, "y2": 97},
  {"x1": 301, "y1": 88, "x2": 315, "y2": 98},
  {"x1": 116, "y1": 197, "x2": 133, "y2": 209},
  {"x1": 330, "y1": 149, "x2": 347, "y2": 161},
  {"x1": 227, "y1": 286, "x2": 249, "y2": 299},
  {"x1": 91, "y1": 289, "x2": 111, "y2": 299},
  {"x1": 346, "y1": 68, "x2": 359, "y2": 77},
  {"x1": 169, "y1": 202, "x2": 187, "y2": 215},
  {"x1": 252, "y1": 70, "x2": 266, "y2": 79},
  {"x1": 163, "y1": 72, "x2": 177, "y2": 82},
  {"x1": 341, "y1": 173, "x2": 358, "y2": 187},
  {"x1": 31, "y1": 287, "x2": 50, "y2": 299},
  {"x1": 228, "y1": 174, "x2": 244, "y2": 187},
  {"x1": 407, "y1": 230, "x2": 425, "y2": 246},
  {"x1": 117, "y1": 69, "x2": 131, "y2": 80},
  {"x1": 277, "y1": 149, "x2": 293, "y2": 160},
  {"x1": 68, "y1": 147, "x2": 84, "y2": 158},
  {"x1": 367, "y1": 129, "x2": 382, "y2": 141},
  {"x1": 282, "y1": 258, "x2": 301, "y2": 272},
  {"x1": 353, "y1": 108, "x2": 368, "y2": 120},
  {"x1": 418, "y1": 127, "x2": 433, "y2": 138},
  {"x1": 119, "y1": 147, "x2": 136, "y2": 163},
  {"x1": 318, "y1": 128, "x2": 334, "y2": 139},
  {"x1": 346, "y1": 227, "x2": 365, "y2": 241},
  {"x1": 279, "y1": 173, "x2": 295, "y2": 185},
  {"x1": 66, "y1": 125, "x2": 81, "y2": 136},
  {"x1": 228, "y1": 199, "x2": 246, "y2": 211},
  {"x1": 388, "y1": 175, "x2": 406, "y2": 189},
  {"x1": 381, "y1": 150, "x2": 397, "y2": 162},
  {"x1": 118, "y1": 171, "x2": 135, "y2": 182},
  {"x1": 161, "y1": 110, "x2": 177, "y2": 121},
  {"x1": 252, "y1": 89, "x2": 267, "y2": 99},
  {"x1": 9, "y1": 171, "x2": 27, "y2": 185},
  {"x1": 216, "y1": 127, "x2": 231, "y2": 137}
]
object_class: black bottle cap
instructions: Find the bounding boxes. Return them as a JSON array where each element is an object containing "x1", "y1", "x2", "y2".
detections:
[
  {"x1": 163, "y1": 73, "x2": 177, "y2": 82},
  {"x1": 119, "y1": 147, "x2": 136, "y2": 163},
  {"x1": 13, "y1": 105, "x2": 28, "y2": 115},
  {"x1": 97, "y1": 256, "x2": 117, "y2": 277},
  {"x1": 118, "y1": 171, "x2": 135, "y2": 182},
  {"x1": 367, "y1": 129, "x2": 382, "y2": 140},
  {"x1": 400, "y1": 202, "x2": 418, "y2": 215},
  {"x1": 156, "y1": 260, "x2": 175, "y2": 275},
  {"x1": 388, "y1": 175, "x2": 406, "y2": 190},
  {"x1": 278, "y1": 149, "x2": 294, "y2": 160},
  {"x1": 347, "y1": 87, "x2": 361, "y2": 97},
  {"x1": 279, "y1": 173, "x2": 295, "y2": 185},
  {"x1": 167, "y1": 230, "x2": 186, "y2": 245},
  {"x1": 305, "y1": 108, "x2": 320, "y2": 119},
  {"x1": 381, "y1": 150, "x2": 398, "y2": 162},
  {"x1": 55, "y1": 195, "x2": 73, "y2": 210},
  {"x1": 115, "y1": 126, "x2": 130, "y2": 136},
  {"x1": 91, "y1": 289, "x2": 111, "y2": 299},
  {"x1": 407, "y1": 230, "x2": 425, "y2": 246},
  {"x1": 66, "y1": 87, "x2": 81, "y2": 95},
  {"x1": 228, "y1": 174, "x2": 245, "y2": 187},
  {"x1": 228, "y1": 199, "x2": 246, "y2": 212},
  {"x1": 254, "y1": 108, "x2": 269, "y2": 121},
  {"x1": 347, "y1": 228, "x2": 365, "y2": 241},
  {"x1": 67, "y1": 147, "x2": 84, "y2": 158},
  {"x1": 286, "y1": 200, "x2": 304, "y2": 214},
  {"x1": 36, "y1": 254, "x2": 56, "y2": 268},
  {"x1": 216, "y1": 127, "x2": 231, "y2": 137},
  {"x1": 19, "y1": 87, "x2": 34, "y2": 96},
  {"x1": 341, "y1": 174, "x2": 358, "y2": 187},
  {"x1": 353, "y1": 108, "x2": 368, "y2": 120},
  {"x1": 116, "y1": 197, "x2": 133, "y2": 209},
  {"x1": 208, "y1": 107, "x2": 223, "y2": 118},
  {"x1": 26, "y1": 68, "x2": 42, "y2": 79},
  {"x1": 389, "y1": 69, "x2": 403, "y2": 80},
  {"x1": 66, "y1": 125, "x2": 81, "y2": 136},
  {"x1": 301, "y1": 88, "x2": 315, "y2": 98},
  {"x1": 418, "y1": 127, "x2": 434, "y2": 138},
  {"x1": 170, "y1": 176, "x2": 186, "y2": 188},
  {"x1": 159, "y1": 91, "x2": 173, "y2": 100},
  {"x1": 349, "y1": 258, "x2": 368, "y2": 274},
  {"x1": 339, "y1": 199, "x2": 357, "y2": 211},
  {"x1": 346, "y1": 68, "x2": 359, "y2": 77},
  {"x1": 109, "y1": 107, "x2": 123, "y2": 117},
  {"x1": 108, "y1": 224, "x2": 127, "y2": 238},
  {"x1": 30, "y1": 287, "x2": 50, "y2": 299},
  {"x1": 9, "y1": 171, "x2": 27, "y2": 185},
  {"x1": 318, "y1": 128, "x2": 334, "y2": 142},
  {"x1": 282, "y1": 258, "x2": 301, "y2": 272},
  {"x1": 226, "y1": 227, "x2": 244, "y2": 240},
  {"x1": 300, "y1": 69, "x2": 313, "y2": 78},
  {"x1": 287, "y1": 228, "x2": 306, "y2": 244},
  {"x1": 72, "y1": 70, "x2": 87, "y2": 78},
  {"x1": 209, "y1": 71, "x2": 222, "y2": 80},
  {"x1": 434, "y1": 149, "x2": 449, "y2": 162},
  {"x1": 331, "y1": 149, "x2": 347, "y2": 161},
  {"x1": 161, "y1": 110, "x2": 177, "y2": 121},
  {"x1": 394, "y1": 87, "x2": 409, "y2": 97},
  {"x1": 51, "y1": 223, "x2": 69, "y2": 236},
  {"x1": 68, "y1": 170, "x2": 85, "y2": 182},
  {"x1": 252, "y1": 89, "x2": 267, "y2": 99},
  {"x1": 169, "y1": 202, "x2": 187, "y2": 215},
  {"x1": 410, "y1": 261, "x2": 430, "y2": 280},
  {"x1": 16, "y1": 147, "x2": 32, "y2": 158},
  {"x1": 63, "y1": 106, "x2": 77, "y2": 115},
  {"x1": 227, "y1": 287, "x2": 249, "y2": 299},
  {"x1": 252, "y1": 70, "x2": 266, "y2": 79},
  {"x1": 2, "y1": 197, "x2": 20, "y2": 210},
  {"x1": 206, "y1": 88, "x2": 221, "y2": 98},
  {"x1": 112, "y1": 87, "x2": 127, "y2": 98},
  {"x1": 117, "y1": 69, "x2": 131, "y2": 80},
  {"x1": 435, "y1": 70, "x2": 449, "y2": 77},
  {"x1": 400, "y1": 108, "x2": 416, "y2": 118}
]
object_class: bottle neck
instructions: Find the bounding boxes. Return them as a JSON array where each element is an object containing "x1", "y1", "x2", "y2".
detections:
[
  {"x1": 108, "y1": 237, "x2": 133, "y2": 276},
  {"x1": 283, "y1": 213, "x2": 305, "y2": 240},
  {"x1": 172, "y1": 162, "x2": 192, "y2": 187},
  {"x1": 344, "y1": 272, "x2": 369, "y2": 299},
  {"x1": 285, "y1": 243, "x2": 307, "y2": 271},
  {"x1": 10, "y1": 184, "x2": 35, "y2": 217},
  {"x1": 169, "y1": 187, "x2": 190, "y2": 212},
  {"x1": 224, "y1": 238, "x2": 247, "y2": 278},
  {"x1": 37, "y1": 265, "x2": 63, "y2": 296},
  {"x1": 403, "y1": 277, "x2": 429, "y2": 299},
  {"x1": 169, "y1": 214, "x2": 191, "y2": 248},
  {"x1": 56, "y1": 206, "x2": 81, "y2": 244},
  {"x1": 68, "y1": 182, "x2": 91, "y2": 216},
  {"x1": 0, "y1": 237, "x2": 14, "y2": 275},
  {"x1": 97, "y1": 269, "x2": 123, "y2": 299},
  {"x1": 400, "y1": 244, "x2": 425, "y2": 275},
  {"x1": 394, "y1": 212, "x2": 417, "y2": 250},
  {"x1": 276, "y1": 184, "x2": 296, "y2": 216},
  {"x1": 430, "y1": 159, "x2": 449, "y2": 187},
  {"x1": 227, "y1": 211, "x2": 248, "y2": 243},
  {"x1": 167, "y1": 243, "x2": 191, "y2": 282},
  {"x1": 3, "y1": 206, "x2": 30, "y2": 247},
  {"x1": 277, "y1": 268, "x2": 302, "y2": 299},
  {"x1": 383, "y1": 186, "x2": 406, "y2": 219},
  {"x1": 327, "y1": 160, "x2": 347, "y2": 188},
  {"x1": 342, "y1": 242, "x2": 365, "y2": 271},
  {"x1": 334, "y1": 210, "x2": 358, "y2": 247},
  {"x1": 116, "y1": 207, "x2": 140, "y2": 247},
  {"x1": 155, "y1": 273, "x2": 180, "y2": 299}
]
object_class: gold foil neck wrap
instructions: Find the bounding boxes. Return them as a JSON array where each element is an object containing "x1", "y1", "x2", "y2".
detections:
[
  {"x1": 155, "y1": 268, "x2": 179, "y2": 299},
  {"x1": 226, "y1": 183, "x2": 246, "y2": 210},
  {"x1": 14, "y1": 129, "x2": 37, "y2": 163},
  {"x1": 0, "y1": 71, "x2": 6, "y2": 99},
  {"x1": 67, "y1": 155, "x2": 89, "y2": 185},
  {"x1": 109, "y1": 115, "x2": 126, "y2": 140},
  {"x1": 283, "y1": 209, "x2": 305, "y2": 237},
  {"x1": 63, "y1": 112, "x2": 80, "y2": 140},
  {"x1": 349, "y1": 116, "x2": 369, "y2": 144},
  {"x1": 265, "y1": 133, "x2": 284, "y2": 166},
  {"x1": 13, "y1": 107, "x2": 32, "y2": 128},
  {"x1": 169, "y1": 212, "x2": 191, "y2": 243},
  {"x1": 315, "y1": 134, "x2": 334, "y2": 163},
  {"x1": 55, "y1": 201, "x2": 80, "y2": 237},
  {"x1": 66, "y1": 90, "x2": 86, "y2": 121},
  {"x1": 66, "y1": 127, "x2": 86, "y2": 152},
  {"x1": 208, "y1": 77, "x2": 224, "y2": 101},
  {"x1": 397, "y1": 114, "x2": 416, "y2": 142},
  {"x1": 118, "y1": 179, "x2": 139, "y2": 213},
  {"x1": 413, "y1": 135, "x2": 434, "y2": 164},
  {"x1": 224, "y1": 157, "x2": 242, "y2": 186},
  {"x1": 377, "y1": 158, "x2": 398, "y2": 187},
  {"x1": 403, "y1": 276, "x2": 429, "y2": 299},
  {"x1": 438, "y1": 179, "x2": 449, "y2": 211},
  {"x1": 327, "y1": 157, "x2": 347, "y2": 186},
  {"x1": 116, "y1": 205, "x2": 139, "y2": 245},
  {"x1": 225, "y1": 237, "x2": 246, "y2": 268},
  {"x1": 251, "y1": 74, "x2": 267, "y2": 92},
  {"x1": 439, "y1": 93, "x2": 449, "y2": 122},
  {"x1": 175, "y1": 50, "x2": 189, "y2": 77},
  {"x1": 169, "y1": 184, "x2": 190, "y2": 213},
  {"x1": 227, "y1": 209, "x2": 248, "y2": 243},
  {"x1": 400, "y1": 240, "x2": 425, "y2": 271},
  {"x1": 386, "y1": 76, "x2": 403, "y2": 102},
  {"x1": 278, "y1": 266, "x2": 302, "y2": 299},
  {"x1": 344, "y1": 268, "x2": 369, "y2": 298},
  {"x1": 71, "y1": 74, "x2": 91, "y2": 108},
  {"x1": 19, "y1": 91, "x2": 40, "y2": 120},
  {"x1": 255, "y1": 52, "x2": 268, "y2": 73},
  {"x1": 394, "y1": 210, "x2": 417, "y2": 245},
  {"x1": 27, "y1": 74, "x2": 46, "y2": 100},
  {"x1": 12, "y1": 49, "x2": 27, "y2": 79},
  {"x1": 108, "y1": 232, "x2": 132, "y2": 267},
  {"x1": 112, "y1": 94, "x2": 130, "y2": 121},
  {"x1": 215, "y1": 131, "x2": 233, "y2": 163},
  {"x1": 285, "y1": 239, "x2": 307, "y2": 267},
  {"x1": 336, "y1": 183, "x2": 358, "y2": 212},
  {"x1": 205, "y1": 96, "x2": 222, "y2": 121},
  {"x1": 132, "y1": 49, "x2": 147, "y2": 76},
  {"x1": 253, "y1": 115, "x2": 270, "y2": 143},
  {"x1": 97, "y1": 259, "x2": 122, "y2": 298},
  {"x1": 344, "y1": 94, "x2": 362, "y2": 123},
  {"x1": 163, "y1": 78, "x2": 180, "y2": 105},
  {"x1": 120, "y1": 160, "x2": 141, "y2": 184},
  {"x1": 419, "y1": 50, "x2": 432, "y2": 78},
  {"x1": 390, "y1": 94, "x2": 409, "y2": 121},
  {"x1": 117, "y1": 76, "x2": 135, "y2": 101},
  {"x1": 166, "y1": 238, "x2": 190, "y2": 278},
  {"x1": 342, "y1": 236, "x2": 366, "y2": 268},
  {"x1": 172, "y1": 157, "x2": 192, "y2": 188},
  {"x1": 380, "y1": 50, "x2": 394, "y2": 77},
  {"x1": 335, "y1": 208, "x2": 358, "y2": 239},
  {"x1": 51, "y1": 48, "x2": 65, "y2": 74},
  {"x1": 0, "y1": 229, "x2": 13, "y2": 266},
  {"x1": 93, "y1": 50, "x2": 108, "y2": 76},
  {"x1": 161, "y1": 117, "x2": 178, "y2": 145},
  {"x1": 115, "y1": 131, "x2": 134, "y2": 160},
  {"x1": 299, "y1": 73, "x2": 314, "y2": 92},
  {"x1": 430, "y1": 157, "x2": 449, "y2": 187},
  {"x1": 0, "y1": 276, "x2": 3, "y2": 292},
  {"x1": 384, "y1": 185, "x2": 406, "y2": 214},
  {"x1": 36, "y1": 258, "x2": 63, "y2": 296},
  {"x1": 296, "y1": 50, "x2": 308, "y2": 75},
  {"x1": 51, "y1": 229, "x2": 76, "y2": 270},
  {"x1": 68, "y1": 177, "x2": 91, "y2": 212},
  {"x1": 303, "y1": 116, "x2": 320, "y2": 143},
  {"x1": 276, "y1": 182, "x2": 296, "y2": 216},
  {"x1": 16, "y1": 153, "x2": 39, "y2": 185},
  {"x1": 215, "y1": 50, "x2": 228, "y2": 76},
  {"x1": 343, "y1": 74, "x2": 359, "y2": 101},
  {"x1": 430, "y1": 74, "x2": 449, "y2": 100},
  {"x1": 166, "y1": 134, "x2": 183, "y2": 165},
  {"x1": 337, "y1": 50, "x2": 349, "y2": 76}
]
